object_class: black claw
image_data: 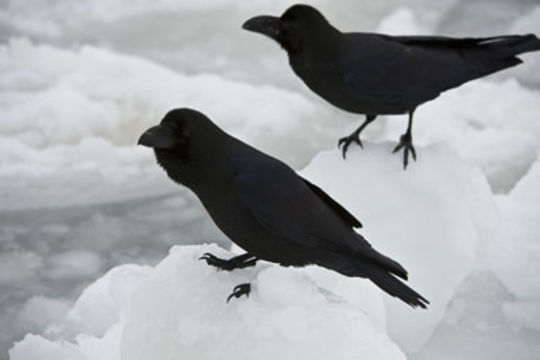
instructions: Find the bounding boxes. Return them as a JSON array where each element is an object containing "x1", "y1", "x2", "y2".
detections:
[
  {"x1": 199, "y1": 252, "x2": 215, "y2": 261},
  {"x1": 226, "y1": 283, "x2": 251, "y2": 303},
  {"x1": 199, "y1": 252, "x2": 226, "y2": 269},
  {"x1": 338, "y1": 137, "x2": 349, "y2": 159},
  {"x1": 199, "y1": 252, "x2": 257, "y2": 271},
  {"x1": 392, "y1": 142, "x2": 404, "y2": 154},
  {"x1": 337, "y1": 116, "x2": 375, "y2": 158},
  {"x1": 242, "y1": 258, "x2": 258, "y2": 267},
  {"x1": 338, "y1": 134, "x2": 362, "y2": 159},
  {"x1": 392, "y1": 134, "x2": 416, "y2": 170},
  {"x1": 403, "y1": 148, "x2": 409, "y2": 170}
]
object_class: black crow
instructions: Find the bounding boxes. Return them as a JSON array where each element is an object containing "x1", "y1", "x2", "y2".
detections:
[
  {"x1": 243, "y1": 4, "x2": 540, "y2": 168},
  {"x1": 138, "y1": 108, "x2": 429, "y2": 308}
]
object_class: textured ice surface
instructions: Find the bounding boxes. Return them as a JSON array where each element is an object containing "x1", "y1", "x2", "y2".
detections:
[
  {"x1": 10, "y1": 144, "x2": 503, "y2": 359},
  {"x1": 0, "y1": 39, "x2": 340, "y2": 211},
  {"x1": 369, "y1": 79, "x2": 540, "y2": 193},
  {"x1": 484, "y1": 158, "x2": 540, "y2": 331},
  {"x1": 10, "y1": 245, "x2": 406, "y2": 360},
  {"x1": 300, "y1": 144, "x2": 496, "y2": 352}
]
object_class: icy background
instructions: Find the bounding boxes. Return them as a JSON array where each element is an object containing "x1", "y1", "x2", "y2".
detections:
[{"x1": 1, "y1": 0, "x2": 540, "y2": 359}]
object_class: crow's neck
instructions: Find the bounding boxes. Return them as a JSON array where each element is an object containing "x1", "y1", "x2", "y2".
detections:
[{"x1": 155, "y1": 150, "x2": 234, "y2": 193}]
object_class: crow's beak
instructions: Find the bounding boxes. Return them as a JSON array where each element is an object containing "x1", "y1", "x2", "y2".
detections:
[
  {"x1": 242, "y1": 15, "x2": 281, "y2": 40},
  {"x1": 138, "y1": 125, "x2": 176, "y2": 149}
]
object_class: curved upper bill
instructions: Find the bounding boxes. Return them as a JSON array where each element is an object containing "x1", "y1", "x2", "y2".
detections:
[
  {"x1": 138, "y1": 125, "x2": 176, "y2": 149},
  {"x1": 242, "y1": 15, "x2": 281, "y2": 40}
]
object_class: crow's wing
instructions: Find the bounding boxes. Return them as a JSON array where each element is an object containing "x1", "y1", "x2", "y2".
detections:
[
  {"x1": 340, "y1": 34, "x2": 447, "y2": 106},
  {"x1": 233, "y1": 158, "x2": 368, "y2": 254},
  {"x1": 301, "y1": 177, "x2": 362, "y2": 228},
  {"x1": 385, "y1": 34, "x2": 526, "y2": 80},
  {"x1": 342, "y1": 33, "x2": 525, "y2": 105},
  {"x1": 387, "y1": 34, "x2": 537, "y2": 55},
  {"x1": 233, "y1": 157, "x2": 408, "y2": 279}
]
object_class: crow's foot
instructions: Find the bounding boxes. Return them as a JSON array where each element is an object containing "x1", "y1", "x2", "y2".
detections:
[
  {"x1": 199, "y1": 253, "x2": 257, "y2": 271},
  {"x1": 337, "y1": 115, "x2": 376, "y2": 159},
  {"x1": 338, "y1": 131, "x2": 363, "y2": 159},
  {"x1": 227, "y1": 283, "x2": 251, "y2": 303},
  {"x1": 392, "y1": 133, "x2": 416, "y2": 170}
]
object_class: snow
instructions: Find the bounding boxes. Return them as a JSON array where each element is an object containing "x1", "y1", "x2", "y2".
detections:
[
  {"x1": 10, "y1": 245, "x2": 406, "y2": 360},
  {"x1": 364, "y1": 78, "x2": 540, "y2": 194},
  {"x1": 483, "y1": 158, "x2": 540, "y2": 331},
  {"x1": 8, "y1": 143, "x2": 507, "y2": 359},
  {"x1": 0, "y1": 38, "x2": 340, "y2": 211},
  {"x1": 9, "y1": 335, "x2": 88, "y2": 360},
  {"x1": 301, "y1": 144, "x2": 496, "y2": 352}
]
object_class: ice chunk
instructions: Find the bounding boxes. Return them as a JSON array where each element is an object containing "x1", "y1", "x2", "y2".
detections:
[
  {"x1": 51, "y1": 264, "x2": 152, "y2": 338},
  {"x1": 300, "y1": 143, "x2": 497, "y2": 352},
  {"x1": 412, "y1": 272, "x2": 540, "y2": 360},
  {"x1": 375, "y1": 79, "x2": 540, "y2": 193},
  {"x1": 9, "y1": 334, "x2": 88, "y2": 360},
  {"x1": 484, "y1": 157, "x2": 540, "y2": 331},
  {"x1": 10, "y1": 244, "x2": 406, "y2": 360},
  {"x1": 121, "y1": 244, "x2": 404, "y2": 360},
  {"x1": 0, "y1": 39, "x2": 340, "y2": 210},
  {"x1": 504, "y1": 301, "x2": 540, "y2": 332}
]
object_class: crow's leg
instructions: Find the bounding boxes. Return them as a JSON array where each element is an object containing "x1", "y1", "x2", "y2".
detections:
[
  {"x1": 392, "y1": 109, "x2": 417, "y2": 169},
  {"x1": 338, "y1": 114, "x2": 377, "y2": 159},
  {"x1": 227, "y1": 283, "x2": 251, "y2": 303},
  {"x1": 199, "y1": 252, "x2": 258, "y2": 271}
]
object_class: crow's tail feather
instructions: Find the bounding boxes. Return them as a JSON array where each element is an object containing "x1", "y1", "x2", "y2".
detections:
[
  {"x1": 368, "y1": 269, "x2": 429, "y2": 309},
  {"x1": 479, "y1": 34, "x2": 540, "y2": 57},
  {"x1": 364, "y1": 248, "x2": 408, "y2": 280},
  {"x1": 317, "y1": 253, "x2": 429, "y2": 309}
]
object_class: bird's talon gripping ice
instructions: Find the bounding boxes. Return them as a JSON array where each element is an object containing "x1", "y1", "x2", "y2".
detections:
[
  {"x1": 338, "y1": 133, "x2": 362, "y2": 159},
  {"x1": 227, "y1": 283, "x2": 251, "y2": 303},
  {"x1": 199, "y1": 252, "x2": 257, "y2": 271},
  {"x1": 337, "y1": 137, "x2": 350, "y2": 159},
  {"x1": 392, "y1": 134, "x2": 416, "y2": 170}
]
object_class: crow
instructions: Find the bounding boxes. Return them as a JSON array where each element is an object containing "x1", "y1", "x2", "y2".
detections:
[
  {"x1": 243, "y1": 4, "x2": 540, "y2": 169},
  {"x1": 138, "y1": 108, "x2": 429, "y2": 308}
]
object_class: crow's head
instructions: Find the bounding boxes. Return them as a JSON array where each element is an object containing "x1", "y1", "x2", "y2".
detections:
[
  {"x1": 138, "y1": 108, "x2": 224, "y2": 186},
  {"x1": 242, "y1": 4, "x2": 331, "y2": 55}
]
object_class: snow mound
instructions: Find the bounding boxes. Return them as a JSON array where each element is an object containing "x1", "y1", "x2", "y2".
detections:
[
  {"x1": 10, "y1": 244, "x2": 405, "y2": 360},
  {"x1": 0, "y1": 38, "x2": 338, "y2": 210},
  {"x1": 376, "y1": 79, "x2": 540, "y2": 193},
  {"x1": 300, "y1": 143, "x2": 497, "y2": 352},
  {"x1": 484, "y1": 157, "x2": 540, "y2": 331},
  {"x1": 9, "y1": 143, "x2": 499, "y2": 358},
  {"x1": 0, "y1": 38, "x2": 333, "y2": 156}
]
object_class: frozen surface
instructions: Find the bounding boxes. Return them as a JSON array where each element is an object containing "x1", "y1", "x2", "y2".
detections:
[
  {"x1": 12, "y1": 143, "x2": 532, "y2": 360},
  {"x1": 301, "y1": 144, "x2": 496, "y2": 352},
  {"x1": 10, "y1": 245, "x2": 406, "y2": 360},
  {"x1": 0, "y1": 38, "x2": 340, "y2": 210},
  {"x1": 412, "y1": 272, "x2": 540, "y2": 360},
  {"x1": 484, "y1": 158, "x2": 540, "y2": 331}
]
